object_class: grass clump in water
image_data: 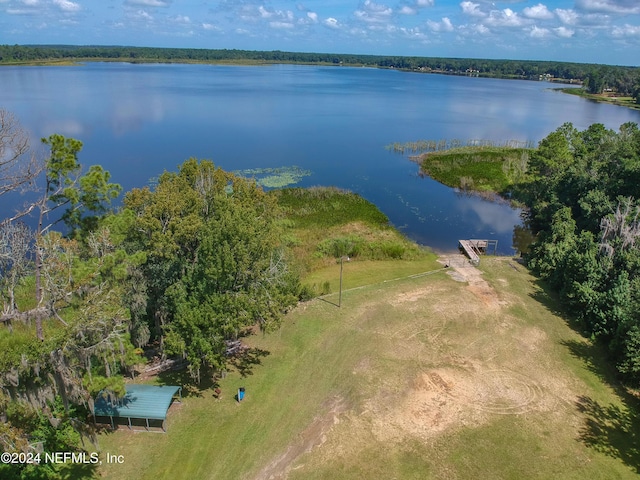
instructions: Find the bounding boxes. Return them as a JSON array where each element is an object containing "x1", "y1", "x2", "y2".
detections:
[{"x1": 417, "y1": 146, "x2": 532, "y2": 194}]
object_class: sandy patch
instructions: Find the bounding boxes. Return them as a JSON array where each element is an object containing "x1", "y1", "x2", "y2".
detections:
[{"x1": 439, "y1": 254, "x2": 507, "y2": 309}]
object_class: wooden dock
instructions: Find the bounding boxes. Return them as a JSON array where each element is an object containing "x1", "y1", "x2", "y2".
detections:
[
  {"x1": 458, "y1": 239, "x2": 497, "y2": 265},
  {"x1": 458, "y1": 240, "x2": 481, "y2": 265}
]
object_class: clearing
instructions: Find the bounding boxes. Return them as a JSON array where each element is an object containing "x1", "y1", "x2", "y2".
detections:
[{"x1": 98, "y1": 256, "x2": 640, "y2": 479}]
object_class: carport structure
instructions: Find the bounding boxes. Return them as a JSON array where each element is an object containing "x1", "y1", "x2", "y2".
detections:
[{"x1": 94, "y1": 384, "x2": 182, "y2": 433}]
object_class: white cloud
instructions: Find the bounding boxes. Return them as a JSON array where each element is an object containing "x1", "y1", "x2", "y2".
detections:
[
  {"x1": 523, "y1": 4, "x2": 553, "y2": 20},
  {"x1": 257, "y1": 6, "x2": 294, "y2": 24},
  {"x1": 6, "y1": 0, "x2": 40, "y2": 14},
  {"x1": 201, "y1": 23, "x2": 217, "y2": 30},
  {"x1": 485, "y1": 8, "x2": 527, "y2": 28},
  {"x1": 171, "y1": 15, "x2": 190, "y2": 24},
  {"x1": 460, "y1": 1, "x2": 485, "y2": 18},
  {"x1": 576, "y1": 0, "x2": 640, "y2": 14},
  {"x1": 354, "y1": 0, "x2": 393, "y2": 24},
  {"x1": 529, "y1": 25, "x2": 550, "y2": 38},
  {"x1": 124, "y1": 0, "x2": 171, "y2": 7},
  {"x1": 397, "y1": 0, "x2": 433, "y2": 15},
  {"x1": 53, "y1": 0, "x2": 80, "y2": 12},
  {"x1": 427, "y1": 17, "x2": 454, "y2": 32},
  {"x1": 555, "y1": 8, "x2": 578, "y2": 25},
  {"x1": 270, "y1": 21, "x2": 294, "y2": 29},
  {"x1": 612, "y1": 23, "x2": 640, "y2": 37},
  {"x1": 399, "y1": 5, "x2": 416, "y2": 15},
  {"x1": 258, "y1": 6, "x2": 272, "y2": 19},
  {"x1": 130, "y1": 9, "x2": 153, "y2": 21},
  {"x1": 323, "y1": 17, "x2": 340, "y2": 29},
  {"x1": 307, "y1": 12, "x2": 318, "y2": 23},
  {"x1": 554, "y1": 26, "x2": 575, "y2": 37},
  {"x1": 399, "y1": 26, "x2": 427, "y2": 39}
]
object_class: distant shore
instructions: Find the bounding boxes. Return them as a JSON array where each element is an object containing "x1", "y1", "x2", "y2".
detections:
[{"x1": 558, "y1": 87, "x2": 640, "y2": 111}]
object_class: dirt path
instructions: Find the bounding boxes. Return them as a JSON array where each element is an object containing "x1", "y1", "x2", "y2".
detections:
[
  {"x1": 438, "y1": 254, "x2": 506, "y2": 308},
  {"x1": 252, "y1": 396, "x2": 348, "y2": 480}
]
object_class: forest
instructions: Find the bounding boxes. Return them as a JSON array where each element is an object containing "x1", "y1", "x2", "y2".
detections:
[
  {"x1": 1, "y1": 101, "x2": 640, "y2": 478},
  {"x1": 1, "y1": 44, "x2": 639, "y2": 99},
  {"x1": 0, "y1": 109, "x2": 302, "y2": 478},
  {"x1": 521, "y1": 122, "x2": 640, "y2": 382}
]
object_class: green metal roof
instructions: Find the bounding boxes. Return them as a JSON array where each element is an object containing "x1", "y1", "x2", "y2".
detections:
[{"x1": 94, "y1": 384, "x2": 181, "y2": 420}]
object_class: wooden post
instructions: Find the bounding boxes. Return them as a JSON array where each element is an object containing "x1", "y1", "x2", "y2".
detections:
[{"x1": 339, "y1": 257, "x2": 344, "y2": 307}]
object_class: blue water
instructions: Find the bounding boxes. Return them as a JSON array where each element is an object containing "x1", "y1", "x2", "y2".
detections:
[{"x1": 2, "y1": 63, "x2": 639, "y2": 253}]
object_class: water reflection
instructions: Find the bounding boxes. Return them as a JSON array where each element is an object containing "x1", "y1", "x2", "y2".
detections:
[
  {"x1": 1, "y1": 63, "x2": 639, "y2": 254},
  {"x1": 456, "y1": 194, "x2": 522, "y2": 235}
]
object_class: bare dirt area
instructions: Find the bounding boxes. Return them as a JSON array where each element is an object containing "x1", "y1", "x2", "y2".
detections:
[
  {"x1": 438, "y1": 254, "x2": 507, "y2": 309},
  {"x1": 253, "y1": 396, "x2": 349, "y2": 480},
  {"x1": 254, "y1": 255, "x2": 583, "y2": 479}
]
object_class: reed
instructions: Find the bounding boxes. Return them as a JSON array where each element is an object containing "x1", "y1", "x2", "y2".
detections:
[{"x1": 386, "y1": 138, "x2": 535, "y2": 155}]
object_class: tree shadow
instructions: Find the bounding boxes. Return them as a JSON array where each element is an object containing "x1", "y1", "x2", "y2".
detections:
[
  {"x1": 528, "y1": 275, "x2": 640, "y2": 472},
  {"x1": 58, "y1": 462, "x2": 99, "y2": 480},
  {"x1": 561, "y1": 336, "x2": 640, "y2": 472},
  {"x1": 576, "y1": 395, "x2": 640, "y2": 473},
  {"x1": 529, "y1": 278, "x2": 566, "y2": 319},
  {"x1": 561, "y1": 339, "x2": 622, "y2": 389},
  {"x1": 155, "y1": 367, "x2": 216, "y2": 398},
  {"x1": 228, "y1": 347, "x2": 270, "y2": 378}
]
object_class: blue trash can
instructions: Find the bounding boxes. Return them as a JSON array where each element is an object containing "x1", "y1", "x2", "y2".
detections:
[{"x1": 238, "y1": 387, "x2": 245, "y2": 401}]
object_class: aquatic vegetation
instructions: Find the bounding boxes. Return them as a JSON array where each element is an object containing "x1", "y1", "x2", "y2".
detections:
[
  {"x1": 390, "y1": 138, "x2": 534, "y2": 195},
  {"x1": 417, "y1": 146, "x2": 532, "y2": 193},
  {"x1": 386, "y1": 138, "x2": 534, "y2": 155},
  {"x1": 233, "y1": 166, "x2": 312, "y2": 188}
]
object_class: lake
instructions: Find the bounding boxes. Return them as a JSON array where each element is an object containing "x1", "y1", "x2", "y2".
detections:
[{"x1": 2, "y1": 63, "x2": 640, "y2": 254}]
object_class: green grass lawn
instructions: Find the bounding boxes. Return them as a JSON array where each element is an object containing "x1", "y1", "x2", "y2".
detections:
[{"x1": 97, "y1": 257, "x2": 640, "y2": 479}]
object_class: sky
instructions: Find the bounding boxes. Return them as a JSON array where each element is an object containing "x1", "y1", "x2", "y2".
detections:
[{"x1": 1, "y1": 0, "x2": 639, "y2": 65}]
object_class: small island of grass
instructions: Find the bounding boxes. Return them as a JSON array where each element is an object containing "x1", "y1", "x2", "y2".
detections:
[{"x1": 389, "y1": 139, "x2": 534, "y2": 198}]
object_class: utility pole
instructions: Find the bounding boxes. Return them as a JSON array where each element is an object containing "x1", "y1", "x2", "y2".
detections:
[{"x1": 339, "y1": 256, "x2": 349, "y2": 307}]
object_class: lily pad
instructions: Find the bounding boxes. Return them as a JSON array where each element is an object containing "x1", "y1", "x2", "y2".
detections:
[{"x1": 233, "y1": 166, "x2": 312, "y2": 189}]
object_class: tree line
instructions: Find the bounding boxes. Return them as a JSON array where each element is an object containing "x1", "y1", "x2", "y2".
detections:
[
  {"x1": 1, "y1": 44, "x2": 639, "y2": 92},
  {"x1": 519, "y1": 122, "x2": 640, "y2": 382}
]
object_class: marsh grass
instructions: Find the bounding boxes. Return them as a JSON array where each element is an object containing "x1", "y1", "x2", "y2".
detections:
[
  {"x1": 388, "y1": 138, "x2": 534, "y2": 195},
  {"x1": 271, "y1": 187, "x2": 432, "y2": 281},
  {"x1": 417, "y1": 146, "x2": 532, "y2": 193}
]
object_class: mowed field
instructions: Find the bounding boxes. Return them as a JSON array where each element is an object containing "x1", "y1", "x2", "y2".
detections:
[{"x1": 97, "y1": 256, "x2": 640, "y2": 479}]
